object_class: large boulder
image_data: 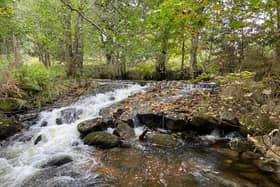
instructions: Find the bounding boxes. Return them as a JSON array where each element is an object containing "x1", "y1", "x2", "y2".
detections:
[
  {"x1": 0, "y1": 113, "x2": 20, "y2": 140},
  {"x1": 136, "y1": 113, "x2": 164, "y2": 129},
  {"x1": 146, "y1": 132, "x2": 179, "y2": 147},
  {"x1": 83, "y1": 131, "x2": 120, "y2": 149},
  {"x1": 77, "y1": 118, "x2": 112, "y2": 136},
  {"x1": 164, "y1": 116, "x2": 188, "y2": 131},
  {"x1": 190, "y1": 114, "x2": 240, "y2": 135},
  {"x1": 190, "y1": 114, "x2": 219, "y2": 134},
  {"x1": 0, "y1": 98, "x2": 26, "y2": 111}
]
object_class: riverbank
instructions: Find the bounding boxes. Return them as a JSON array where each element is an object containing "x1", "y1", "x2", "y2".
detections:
[{"x1": 0, "y1": 78, "x2": 96, "y2": 140}]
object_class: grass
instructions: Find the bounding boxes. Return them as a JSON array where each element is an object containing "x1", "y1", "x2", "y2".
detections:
[{"x1": 0, "y1": 57, "x2": 88, "y2": 109}]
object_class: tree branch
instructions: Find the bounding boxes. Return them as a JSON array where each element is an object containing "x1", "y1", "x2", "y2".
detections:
[{"x1": 60, "y1": 0, "x2": 106, "y2": 37}]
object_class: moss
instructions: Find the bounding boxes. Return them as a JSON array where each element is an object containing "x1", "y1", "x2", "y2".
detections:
[{"x1": 83, "y1": 131, "x2": 120, "y2": 148}]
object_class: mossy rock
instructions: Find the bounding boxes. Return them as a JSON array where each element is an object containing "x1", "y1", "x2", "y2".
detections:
[
  {"x1": 78, "y1": 118, "x2": 113, "y2": 136},
  {"x1": 83, "y1": 131, "x2": 120, "y2": 149},
  {"x1": 0, "y1": 113, "x2": 18, "y2": 140},
  {"x1": 117, "y1": 121, "x2": 135, "y2": 138},
  {"x1": 0, "y1": 98, "x2": 26, "y2": 111},
  {"x1": 147, "y1": 133, "x2": 178, "y2": 147}
]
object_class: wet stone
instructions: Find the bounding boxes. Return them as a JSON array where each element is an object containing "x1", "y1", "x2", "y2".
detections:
[
  {"x1": 77, "y1": 118, "x2": 109, "y2": 136},
  {"x1": 137, "y1": 113, "x2": 163, "y2": 129},
  {"x1": 41, "y1": 155, "x2": 73, "y2": 168},
  {"x1": 146, "y1": 132, "x2": 179, "y2": 147},
  {"x1": 83, "y1": 131, "x2": 121, "y2": 149},
  {"x1": 116, "y1": 121, "x2": 135, "y2": 139},
  {"x1": 40, "y1": 121, "x2": 48, "y2": 127},
  {"x1": 34, "y1": 134, "x2": 42, "y2": 145},
  {"x1": 56, "y1": 118, "x2": 63, "y2": 125}
]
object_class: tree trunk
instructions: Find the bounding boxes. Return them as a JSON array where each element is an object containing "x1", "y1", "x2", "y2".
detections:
[
  {"x1": 120, "y1": 53, "x2": 127, "y2": 79},
  {"x1": 156, "y1": 32, "x2": 168, "y2": 80},
  {"x1": 73, "y1": 1, "x2": 84, "y2": 71},
  {"x1": 180, "y1": 39, "x2": 186, "y2": 79},
  {"x1": 38, "y1": 46, "x2": 51, "y2": 68},
  {"x1": 190, "y1": 31, "x2": 199, "y2": 79},
  {"x1": 64, "y1": 7, "x2": 74, "y2": 77}
]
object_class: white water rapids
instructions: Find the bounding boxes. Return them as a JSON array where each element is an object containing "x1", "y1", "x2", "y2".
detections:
[{"x1": 0, "y1": 83, "x2": 146, "y2": 187}]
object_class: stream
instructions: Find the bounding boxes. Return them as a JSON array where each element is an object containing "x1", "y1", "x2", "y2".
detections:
[{"x1": 0, "y1": 81, "x2": 278, "y2": 187}]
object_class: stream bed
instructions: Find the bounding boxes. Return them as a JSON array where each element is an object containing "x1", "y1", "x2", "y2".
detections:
[{"x1": 0, "y1": 81, "x2": 278, "y2": 187}]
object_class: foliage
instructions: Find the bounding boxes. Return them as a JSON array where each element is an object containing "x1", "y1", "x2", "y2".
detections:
[
  {"x1": 127, "y1": 61, "x2": 156, "y2": 80},
  {"x1": 17, "y1": 63, "x2": 64, "y2": 92},
  {"x1": 191, "y1": 73, "x2": 212, "y2": 84}
]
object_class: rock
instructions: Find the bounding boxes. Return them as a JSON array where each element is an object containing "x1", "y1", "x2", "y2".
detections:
[
  {"x1": 71, "y1": 141, "x2": 79, "y2": 146},
  {"x1": 60, "y1": 108, "x2": 82, "y2": 124},
  {"x1": 77, "y1": 118, "x2": 109, "y2": 135},
  {"x1": 56, "y1": 118, "x2": 63, "y2": 125},
  {"x1": 137, "y1": 113, "x2": 163, "y2": 129},
  {"x1": 190, "y1": 114, "x2": 219, "y2": 134},
  {"x1": 0, "y1": 113, "x2": 20, "y2": 140},
  {"x1": 139, "y1": 129, "x2": 149, "y2": 141},
  {"x1": 17, "y1": 112, "x2": 38, "y2": 122},
  {"x1": 164, "y1": 116, "x2": 188, "y2": 131},
  {"x1": 190, "y1": 114, "x2": 240, "y2": 135},
  {"x1": 116, "y1": 121, "x2": 135, "y2": 139},
  {"x1": 41, "y1": 155, "x2": 73, "y2": 168},
  {"x1": 146, "y1": 132, "x2": 179, "y2": 147},
  {"x1": 119, "y1": 114, "x2": 134, "y2": 128},
  {"x1": 229, "y1": 140, "x2": 256, "y2": 154},
  {"x1": 113, "y1": 108, "x2": 124, "y2": 119},
  {"x1": 40, "y1": 121, "x2": 48, "y2": 127},
  {"x1": 0, "y1": 98, "x2": 26, "y2": 111},
  {"x1": 113, "y1": 129, "x2": 121, "y2": 137},
  {"x1": 34, "y1": 134, "x2": 42, "y2": 145},
  {"x1": 109, "y1": 95, "x2": 115, "y2": 101},
  {"x1": 83, "y1": 131, "x2": 120, "y2": 149}
]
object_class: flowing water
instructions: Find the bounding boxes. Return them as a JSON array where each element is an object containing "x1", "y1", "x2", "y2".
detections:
[{"x1": 0, "y1": 81, "x2": 279, "y2": 187}]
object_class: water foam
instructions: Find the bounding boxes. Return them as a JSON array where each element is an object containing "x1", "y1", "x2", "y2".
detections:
[{"x1": 0, "y1": 83, "x2": 145, "y2": 187}]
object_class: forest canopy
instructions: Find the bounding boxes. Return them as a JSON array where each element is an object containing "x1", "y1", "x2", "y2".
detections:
[{"x1": 0, "y1": 0, "x2": 279, "y2": 80}]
